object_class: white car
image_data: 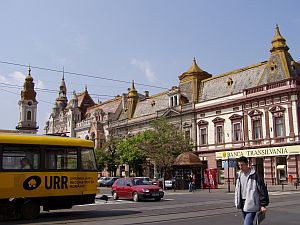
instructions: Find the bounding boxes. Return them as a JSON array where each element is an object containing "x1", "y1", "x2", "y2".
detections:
[
  {"x1": 164, "y1": 179, "x2": 175, "y2": 189},
  {"x1": 98, "y1": 177, "x2": 109, "y2": 186}
]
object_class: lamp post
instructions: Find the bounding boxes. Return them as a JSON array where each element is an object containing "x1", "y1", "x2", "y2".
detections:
[{"x1": 227, "y1": 158, "x2": 230, "y2": 192}]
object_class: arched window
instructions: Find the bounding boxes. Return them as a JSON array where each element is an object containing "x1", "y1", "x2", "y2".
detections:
[{"x1": 26, "y1": 111, "x2": 32, "y2": 121}]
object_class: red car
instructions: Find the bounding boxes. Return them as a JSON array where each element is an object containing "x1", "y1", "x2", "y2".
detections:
[{"x1": 111, "y1": 177, "x2": 164, "y2": 202}]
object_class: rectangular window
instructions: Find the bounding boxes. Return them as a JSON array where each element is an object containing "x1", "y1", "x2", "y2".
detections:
[
  {"x1": 253, "y1": 120, "x2": 262, "y2": 139},
  {"x1": 2, "y1": 145, "x2": 39, "y2": 170},
  {"x1": 216, "y1": 125, "x2": 224, "y2": 144},
  {"x1": 45, "y1": 147, "x2": 78, "y2": 170},
  {"x1": 200, "y1": 128, "x2": 207, "y2": 145},
  {"x1": 233, "y1": 123, "x2": 241, "y2": 141},
  {"x1": 275, "y1": 117, "x2": 284, "y2": 137},
  {"x1": 81, "y1": 148, "x2": 97, "y2": 170},
  {"x1": 185, "y1": 130, "x2": 190, "y2": 140}
]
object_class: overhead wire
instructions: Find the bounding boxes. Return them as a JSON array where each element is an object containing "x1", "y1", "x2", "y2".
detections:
[{"x1": 0, "y1": 60, "x2": 169, "y2": 90}]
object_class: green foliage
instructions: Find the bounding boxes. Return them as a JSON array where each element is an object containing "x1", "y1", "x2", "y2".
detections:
[
  {"x1": 145, "y1": 118, "x2": 193, "y2": 174},
  {"x1": 117, "y1": 133, "x2": 148, "y2": 173},
  {"x1": 116, "y1": 118, "x2": 193, "y2": 177},
  {"x1": 95, "y1": 138, "x2": 120, "y2": 176}
]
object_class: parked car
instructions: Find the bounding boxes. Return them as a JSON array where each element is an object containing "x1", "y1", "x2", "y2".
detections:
[
  {"x1": 152, "y1": 178, "x2": 164, "y2": 188},
  {"x1": 152, "y1": 178, "x2": 175, "y2": 189},
  {"x1": 98, "y1": 177, "x2": 108, "y2": 186},
  {"x1": 101, "y1": 177, "x2": 119, "y2": 187},
  {"x1": 164, "y1": 178, "x2": 176, "y2": 189},
  {"x1": 111, "y1": 177, "x2": 164, "y2": 202}
]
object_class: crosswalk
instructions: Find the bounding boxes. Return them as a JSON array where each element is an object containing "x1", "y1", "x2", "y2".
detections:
[{"x1": 269, "y1": 191, "x2": 300, "y2": 196}]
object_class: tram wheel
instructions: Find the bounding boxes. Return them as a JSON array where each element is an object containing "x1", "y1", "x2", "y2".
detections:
[{"x1": 20, "y1": 200, "x2": 40, "y2": 220}]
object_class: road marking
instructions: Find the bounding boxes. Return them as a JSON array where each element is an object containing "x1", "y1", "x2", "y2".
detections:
[
  {"x1": 78, "y1": 199, "x2": 137, "y2": 206},
  {"x1": 269, "y1": 191, "x2": 300, "y2": 196}
]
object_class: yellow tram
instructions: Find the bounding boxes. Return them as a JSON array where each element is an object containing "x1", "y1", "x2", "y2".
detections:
[{"x1": 0, "y1": 133, "x2": 98, "y2": 220}]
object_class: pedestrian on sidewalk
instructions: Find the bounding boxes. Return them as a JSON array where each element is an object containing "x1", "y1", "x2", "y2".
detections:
[
  {"x1": 188, "y1": 174, "x2": 193, "y2": 192},
  {"x1": 234, "y1": 156, "x2": 269, "y2": 225}
]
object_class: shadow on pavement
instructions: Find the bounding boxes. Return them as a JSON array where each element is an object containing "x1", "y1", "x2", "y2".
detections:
[{"x1": 3, "y1": 209, "x2": 142, "y2": 224}]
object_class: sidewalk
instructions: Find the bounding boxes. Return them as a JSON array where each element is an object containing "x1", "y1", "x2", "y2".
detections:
[{"x1": 163, "y1": 184, "x2": 300, "y2": 194}]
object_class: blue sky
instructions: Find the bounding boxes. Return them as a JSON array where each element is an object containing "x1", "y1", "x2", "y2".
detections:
[{"x1": 0, "y1": 0, "x2": 299, "y2": 133}]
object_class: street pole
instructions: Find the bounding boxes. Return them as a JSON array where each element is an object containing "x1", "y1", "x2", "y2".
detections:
[{"x1": 227, "y1": 158, "x2": 230, "y2": 192}]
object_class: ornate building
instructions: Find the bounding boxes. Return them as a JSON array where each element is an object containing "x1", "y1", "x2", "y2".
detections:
[
  {"x1": 16, "y1": 67, "x2": 39, "y2": 134},
  {"x1": 195, "y1": 25, "x2": 300, "y2": 185},
  {"x1": 44, "y1": 25, "x2": 300, "y2": 185}
]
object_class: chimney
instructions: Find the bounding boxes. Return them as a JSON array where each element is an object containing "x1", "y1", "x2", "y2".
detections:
[{"x1": 144, "y1": 91, "x2": 149, "y2": 98}]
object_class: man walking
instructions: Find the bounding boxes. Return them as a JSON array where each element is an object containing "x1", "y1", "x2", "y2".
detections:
[{"x1": 235, "y1": 156, "x2": 269, "y2": 225}]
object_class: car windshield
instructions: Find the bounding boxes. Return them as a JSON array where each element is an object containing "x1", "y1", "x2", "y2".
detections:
[{"x1": 133, "y1": 179, "x2": 150, "y2": 186}]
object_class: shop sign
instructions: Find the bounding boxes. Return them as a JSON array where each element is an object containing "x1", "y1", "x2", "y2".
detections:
[
  {"x1": 222, "y1": 160, "x2": 236, "y2": 168},
  {"x1": 216, "y1": 145, "x2": 300, "y2": 159}
]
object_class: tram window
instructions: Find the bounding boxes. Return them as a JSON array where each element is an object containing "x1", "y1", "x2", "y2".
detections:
[
  {"x1": 81, "y1": 148, "x2": 97, "y2": 170},
  {"x1": 45, "y1": 148, "x2": 78, "y2": 170},
  {"x1": 2, "y1": 146, "x2": 39, "y2": 170}
]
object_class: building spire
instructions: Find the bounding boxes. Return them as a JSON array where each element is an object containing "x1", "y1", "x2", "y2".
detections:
[
  {"x1": 187, "y1": 58, "x2": 203, "y2": 73},
  {"x1": 270, "y1": 24, "x2": 289, "y2": 53},
  {"x1": 25, "y1": 65, "x2": 33, "y2": 81}
]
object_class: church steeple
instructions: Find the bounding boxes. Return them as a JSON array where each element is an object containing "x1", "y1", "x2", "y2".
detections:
[
  {"x1": 16, "y1": 66, "x2": 38, "y2": 133},
  {"x1": 56, "y1": 69, "x2": 68, "y2": 110},
  {"x1": 270, "y1": 24, "x2": 289, "y2": 53}
]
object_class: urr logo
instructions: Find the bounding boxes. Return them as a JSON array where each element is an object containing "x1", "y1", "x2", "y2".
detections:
[
  {"x1": 45, "y1": 176, "x2": 68, "y2": 189},
  {"x1": 23, "y1": 176, "x2": 42, "y2": 190}
]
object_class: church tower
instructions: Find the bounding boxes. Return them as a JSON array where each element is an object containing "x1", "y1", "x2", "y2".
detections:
[
  {"x1": 16, "y1": 66, "x2": 38, "y2": 134},
  {"x1": 56, "y1": 71, "x2": 68, "y2": 110}
]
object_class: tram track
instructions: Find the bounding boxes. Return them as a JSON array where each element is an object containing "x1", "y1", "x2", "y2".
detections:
[{"x1": 5, "y1": 195, "x2": 299, "y2": 225}]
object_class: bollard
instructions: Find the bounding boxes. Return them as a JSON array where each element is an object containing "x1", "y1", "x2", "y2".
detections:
[
  {"x1": 282, "y1": 183, "x2": 284, "y2": 191},
  {"x1": 265, "y1": 182, "x2": 268, "y2": 190}
]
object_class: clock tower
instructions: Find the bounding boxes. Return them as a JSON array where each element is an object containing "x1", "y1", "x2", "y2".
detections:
[{"x1": 16, "y1": 66, "x2": 39, "y2": 134}]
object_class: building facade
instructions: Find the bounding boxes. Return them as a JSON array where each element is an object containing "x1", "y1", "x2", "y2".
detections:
[
  {"x1": 44, "y1": 25, "x2": 300, "y2": 185},
  {"x1": 195, "y1": 25, "x2": 300, "y2": 185}
]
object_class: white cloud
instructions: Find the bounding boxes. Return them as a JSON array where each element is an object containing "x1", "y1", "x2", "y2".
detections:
[
  {"x1": 10, "y1": 71, "x2": 26, "y2": 86},
  {"x1": 0, "y1": 71, "x2": 46, "y2": 89},
  {"x1": 130, "y1": 58, "x2": 158, "y2": 82},
  {"x1": 0, "y1": 74, "x2": 7, "y2": 83}
]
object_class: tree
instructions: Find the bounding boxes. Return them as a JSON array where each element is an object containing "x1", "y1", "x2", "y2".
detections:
[
  {"x1": 117, "y1": 133, "x2": 148, "y2": 175},
  {"x1": 95, "y1": 137, "x2": 120, "y2": 176},
  {"x1": 141, "y1": 118, "x2": 193, "y2": 178}
]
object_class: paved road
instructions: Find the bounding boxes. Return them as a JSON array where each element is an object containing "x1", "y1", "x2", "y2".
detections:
[{"x1": 4, "y1": 188, "x2": 300, "y2": 225}]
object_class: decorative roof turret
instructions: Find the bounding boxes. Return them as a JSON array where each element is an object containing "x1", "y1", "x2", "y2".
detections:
[
  {"x1": 270, "y1": 24, "x2": 289, "y2": 53},
  {"x1": 258, "y1": 25, "x2": 300, "y2": 85},
  {"x1": 126, "y1": 80, "x2": 139, "y2": 119},
  {"x1": 128, "y1": 80, "x2": 138, "y2": 98},
  {"x1": 179, "y1": 58, "x2": 212, "y2": 103},
  {"x1": 187, "y1": 58, "x2": 203, "y2": 73}
]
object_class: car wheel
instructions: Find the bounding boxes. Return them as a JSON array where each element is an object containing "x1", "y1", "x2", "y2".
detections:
[
  {"x1": 112, "y1": 191, "x2": 119, "y2": 200},
  {"x1": 133, "y1": 192, "x2": 139, "y2": 202},
  {"x1": 154, "y1": 197, "x2": 161, "y2": 201}
]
